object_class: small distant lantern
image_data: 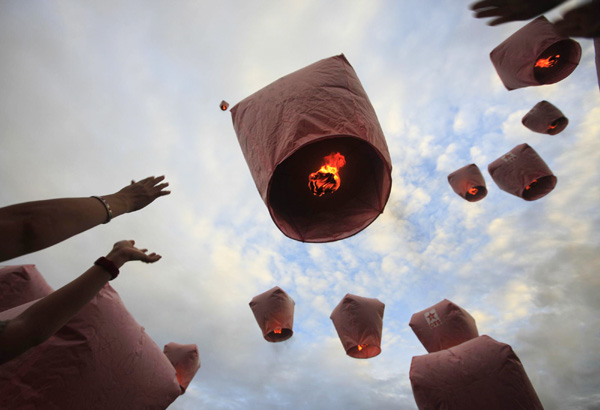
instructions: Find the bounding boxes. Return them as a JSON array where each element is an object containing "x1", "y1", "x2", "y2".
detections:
[
  {"x1": 409, "y1": 299, "x2": 479, "y2": 353},
  {"x1": 522, "y1": 100, "x2": 568, "y2": 135},
  {"x1": 163, "y1": 343, "x2": 201, "y2": 393},
  {"x1": 231, "y1": 55, "x2": 392, "y2": 243},
  {"x1": 220, "y1": 100, "x2": 229, "y2": 111},
  {"x1": 410, "y1": 336, "x2": 544, "y2": 410},
  {"x1": 249, "y1": 286, "x2": 295, "y2": 342},
  {"x1": 488, "y1": 143, "x2": 557, "y2": 201},
  {"x1": 490, "y1": 16, "x2": 582, "y2": 90},
  {"x1": 447, "y1": 164, "x2": 487, "y2": 202},
  {"x1": 330, "y1": 294, "x2": 385, "y2": 359}
]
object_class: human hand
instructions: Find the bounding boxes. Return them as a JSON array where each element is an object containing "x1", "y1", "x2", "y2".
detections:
[
  {"x1": 554, "y1": 0, "x2": 600, "y2": 38},
  {"x1": 105, "y1": 240, "x2": 162, "y2": 268},
  {"x1": 470, "y1": 0, "x2": 566, "y2": 25},
  {"x1": 114, "y1": 176, "x2": 171, "y2": 213}
]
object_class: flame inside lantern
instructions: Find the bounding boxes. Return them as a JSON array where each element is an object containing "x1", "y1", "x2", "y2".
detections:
[
  {"x1": 308, "y1": 152, "x2": 346, "y2": 197},
  {"x1": 535, "y1": 54, "x2": 560, "y2": 68},
  {"x1": 548, "y1": 121, "x2": 559, "y2": 131},
  {"x1": 220, "y1": 100, "x2": 229, "y2": 111},
  {"x1": 357, "y1": 344, "x2": 368, "y2": 351},
  {"x1": 468, "y1": 187, "x2": 479, "y2": 195},
  {"x1": 525, "y1": 179, "x2": 538, "y2": 190},
  {"x1": 273, "y1": 328, "x2": 282, "y2": 334}
]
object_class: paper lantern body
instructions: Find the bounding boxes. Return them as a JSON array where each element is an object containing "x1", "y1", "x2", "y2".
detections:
[
  {"x1": 488, "y1": 143, "x2": 556, "y2": 201},
  {"x1": 0, "y1": 272, "x2": 184, "y2": 410},
  {"x1": 447, "y1": 164, "x2": 487, "y2": 202},
  {"x1": 0, "y1": 265, "x2": 54, "y2": 312},
  {"x1": 231, "y1": 54, "x2": 392, "y2": 243},
  {"x1": 330, "y1": 293, "x2": 385, "y2": 359},
  {"x1": 410, "y1": 335, "x2": 544, "y2": 410},
  {"x1": 409, "y1": 299, "x2": 478, "y2": 353},
  {"x1": 249, "y1": 286, "x2": 295, "y2": 342},
  {"x1": 490, "y1": 16, "x2": 582, "y2": 90},
  {"x1": 522, "y1": 100, "x2": 568, "y2": 135},
  {"x1": 163, "y1": 342, "x2": 201, "y2": 393}
]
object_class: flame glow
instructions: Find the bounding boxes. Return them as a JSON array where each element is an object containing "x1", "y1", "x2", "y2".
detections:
[
  {"x1": 468, "y1": 187, "x2": 479, "y2": 195},
  {"x1": 220, "y1": 100, "x2": 229, "y2": 111},
  {"x1": 525, "y1": 179, "x2": 538, "y2": 190},
  {"x1": 535, "y1": 54, "x2": 560, "y2": 68},
  {"x1": 273, "y1": 328, "x2": 282, "y2": 334},
  {"x1": 357, "y1": 344, "x2": 368, "y2": 351},
  {"x1": 308, "y1": 152, "x2": 346, "y2": 197},
  {"x1": 548, "y1": 121, "x2": 559, "y2": 130}
]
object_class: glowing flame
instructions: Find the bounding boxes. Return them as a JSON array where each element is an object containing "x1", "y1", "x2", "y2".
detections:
[
  {"x1": 220, "y1": 100, "x2": 229, "y2": 111},
  {"x1": 468, "y1": 187, "x2": 479, "y2": 195},
  {"x1": 273, "y1": 328, "x2": 282, "y2": 334},
  {"x1": 308, "y1": 152, "x2": 346, "y2": 197},
  {"x1": 525, "y1": 179, "x2": 538, "y2": 190},
  {"x1": 535, "y1": 54, "x2": 560, "y2": 68},
  {"x1": 357, "y1": 344, "x2": 368, "y2": 351},
  {"x1": 548, "y1": 121, "x2": 559, "y2": 131}
]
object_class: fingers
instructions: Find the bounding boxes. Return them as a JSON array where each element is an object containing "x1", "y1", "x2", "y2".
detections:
[{"x1": 470, "y1": 0, "x2": 503, "y2": 11}]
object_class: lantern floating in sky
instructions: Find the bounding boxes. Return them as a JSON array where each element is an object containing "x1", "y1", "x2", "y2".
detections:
[
  {"x1": 488, "y1": 143, "x2": 557, "y2": 201},
  {"x1": 522, "y1": 100, "x2": 568, "y2": 135},
  {"x1": 490, "y1": 16, "x2": 582, "y2": 90},
  {"x1": 330, "y1": 293, "x2": 385, "y2": 359},
  {"x1": 447, "y1": 164, "x2": 487, "y2": 202},
  {"x1": 409, "y1": 299, "x2": 479, "y2": 353},
  {"x1": 0, "y1": 265, "x2": 53, "y2": 312},
  {"x1": 410, "y1": 335, "x2": 544, "y2": 410},
  {"x1": 231, "y1": 54, "x2": 392, "y2": 243},
  {"x1": 163, "y1": 343, "x2": 201, "y2": 393},
  {"x1": 249, "y1": 286, "x2": 295, "y2": 342},
  {"x1": 220, "y1": 100, "x2": 229, "y2": 111}
]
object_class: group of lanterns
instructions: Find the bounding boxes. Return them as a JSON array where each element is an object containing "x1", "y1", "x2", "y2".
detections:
[
  {"x1": 448, "y1": 16, "x2": 581, "y2": 204},
  {"x1": 249, "y1": 287, "x2": 385, "y2": 359}
]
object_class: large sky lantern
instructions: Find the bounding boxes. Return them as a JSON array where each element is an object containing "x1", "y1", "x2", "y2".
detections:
[
  {"x1": 522, "y1": 100, "x2": 569, "y2": 135},
  {"x1": 410, "y1": 335, "x2": 544, "y2": 410},
  {"x1": 249, "y1": 286, "x2": 295, "y2": 342},
  {"x1": 163, "y1": 343, "x2": 201, "y2": 393},
  {"x1": 0, "y1": 265, "x2": 53, "y2": 312},
  {"x1": 488, "y1": 143, "x2": 557, "y2": 201},
  {"x1": 409, "y1": 299, "x2": 479, "y2": 353},
  {"x1": 0, "y1": 265, "x2": 194, "y2": 409},
  {"x1": 230, "y1": 54, "x2": 392, "y2": 243},
  {"x1": 330, "y1": 294, "x2": 385, "y2": 359},
  {"x1": 490, "y1": 16, "x2": 582, "y2": 90},
  {"x1": 447, "y1": 164, "x2": 487, "y2": 202}
]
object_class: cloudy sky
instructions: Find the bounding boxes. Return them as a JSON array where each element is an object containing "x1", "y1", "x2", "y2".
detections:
[{"x1": 1, "y1": 1, "x2": 599, "y2": 409}]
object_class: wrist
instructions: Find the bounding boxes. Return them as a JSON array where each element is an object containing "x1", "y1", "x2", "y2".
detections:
[
  {"x1": 94, "y1": 257, "x2": 120, "y2": 280},
  {"x1": 102, "y1": 193, "x2": 130, "y2": 217},
  {"x1": 104, "y1": 250, "x2": 127, "y2": 269}
]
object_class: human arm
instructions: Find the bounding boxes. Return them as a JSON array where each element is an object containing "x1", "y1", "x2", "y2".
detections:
[
  {"x1": 470, "y1": 0, "x2": 567, "y2": 25},
  {"x1": 0, "y1": 176, "x2": 170, "y2": 262},
  {"x1": 554, "y1": 0, "x2": 600, "y2": 38},
  {"x1": 0, "y1": 240, "x2": 160, "y2": 364}
]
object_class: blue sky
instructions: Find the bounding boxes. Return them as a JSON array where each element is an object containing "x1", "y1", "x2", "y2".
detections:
[{"x1": 1, "y1": 1, "x2": 599, "y2": 409}]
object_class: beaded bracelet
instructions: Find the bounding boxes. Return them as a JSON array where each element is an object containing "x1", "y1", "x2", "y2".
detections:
[
  {"x1": 91, "y1": 196, "x2": 113, "y2": 224},
  {"x1": 94, "y1": 257, "x2": 120, "y2": 280}
]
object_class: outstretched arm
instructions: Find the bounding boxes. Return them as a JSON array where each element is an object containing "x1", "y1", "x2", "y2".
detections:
[
  {"x1": 0, "y1": 176, "x2": 170, "y2": 262},
  {"x1": 0, "y1": 240, "x2": 161, "y2": 364}
]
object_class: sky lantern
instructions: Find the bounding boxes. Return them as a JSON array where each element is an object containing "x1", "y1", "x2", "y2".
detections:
[
  {"x1": 220, "y1": 100, "x2": 229, "y2": 111},
  {"x1": 490, "y1": 16, "x2": 582, "y2": 90},
  {"x1": 409, "y1": 299, "x2": 478, "y2": 353},
  {"x1": 0, "y1": 265, "x2": 53, "y2": 312},
  {"x1": 330, "y1": 294, "x2": 385, "y2": 359},
  {"x1": 0, "y1": 266, "x2": 191, "y2": 409},
  {"x1": 522, "y1": 100, "x2": 568, "y2": 135},
  {"x1": 230, "y1": 54, "x2": 392, "y2": 243},
  {"x1": 447, "y1": 164, "x2": 487, "y2": 202},
  {"x1": 410, "y1": 335, "x2": 544, "y2": 410},
  {"x1": 488, "y1": 143, "x2": 557, "y2": 201},
  {"x1": 163, "y1": 343, "x2": 201, "y2": 393},
  {"x1": 249, "y1": 286, "x2": 295, "y2": 342}
]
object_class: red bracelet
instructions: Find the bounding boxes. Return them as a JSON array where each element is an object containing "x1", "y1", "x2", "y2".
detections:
[{"x1": 94, "y1": 257, "x2": 120, "y2": 281}]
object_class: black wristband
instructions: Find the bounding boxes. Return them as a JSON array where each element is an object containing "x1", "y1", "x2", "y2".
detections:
[{"x1": 94, "y1": 257, "x2": 120, "y2": 280}]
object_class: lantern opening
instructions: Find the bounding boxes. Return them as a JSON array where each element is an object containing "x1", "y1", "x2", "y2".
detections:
[
  {"x1": 522, "y1": 175, "x2": 557, "y2": 201},
  {"x1": 464, "y1": 185, "x2": 487, "y2": 202},
  {"x1": 533, "y1": 40, "x2": 582, "y2": 85},
  {"x1": 266, "y1": 328, "x2": 293, "y2": 342},
  {"x1": 535, "y1": 54, "x2": 560, "y2": 68},
  {"x1": 308, "y1": 152, "x2": 346, "y2": 197},
  {"x1": 357, "y1": 344, "x2": 368, "y2": 351}
]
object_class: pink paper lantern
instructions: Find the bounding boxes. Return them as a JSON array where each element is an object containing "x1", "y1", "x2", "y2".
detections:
[
  {"x1": 447, "y1": 164, "x2": 487, "y2": 202},
  {"x1": 231, "y1": 54, "x2": 392, "y2": 243},
  {"x1": 330, "y1": 294, "x2": 385, "y2": 359},
  {"x1": 490, "y1": 16, "x2": 581, "y2": 90},
  {"x1": 410, "y1": 335, "x2": 544, "y2": 410},
  {"x1": 163, "y1": 342, "x2": 201, "y2": 393},
  {"x1": 409, "y1": 299, "x2": 479, "y2": 353},
  {"x1": 249, "y1": 286, "x2": 295, "y2": 342},
  {"x1": 488, "y1": 143, "x2": 557, "y2": 201},
  {"x1": 0, "y1": 265, "x2": 53, "y2": 312},
  {"x1": 522, "y1": 100, "x2": 568, "y2": 135}
]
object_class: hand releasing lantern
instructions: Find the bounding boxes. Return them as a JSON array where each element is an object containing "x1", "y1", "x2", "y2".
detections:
[{"x1": 308, "y1": 152, "x2": 346, "y2": 197}]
